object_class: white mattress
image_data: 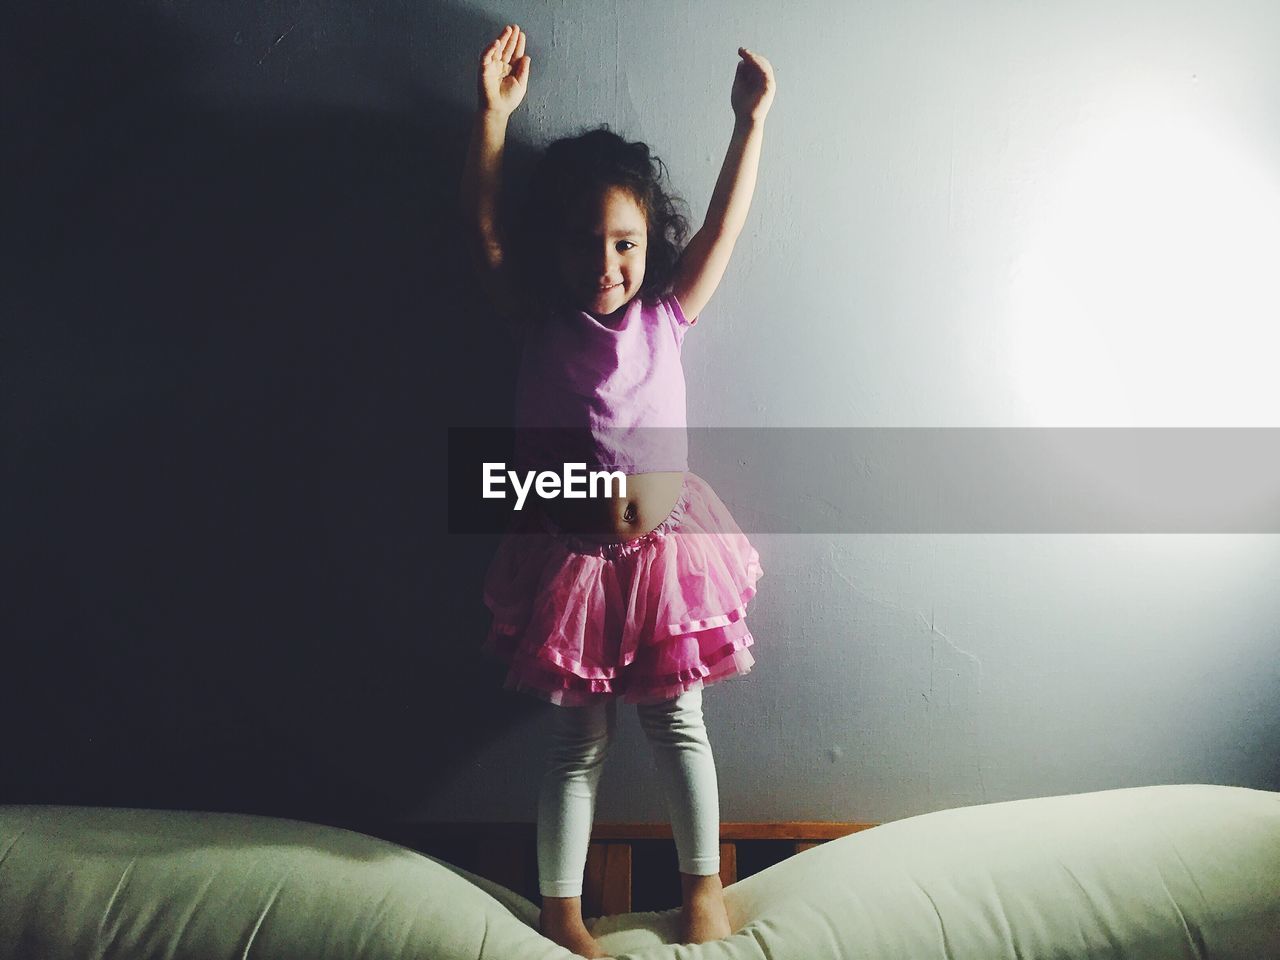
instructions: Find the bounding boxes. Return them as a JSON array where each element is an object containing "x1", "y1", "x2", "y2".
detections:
[{"x1": 2, "y1": 783, "x2": 1277, "y2": 959}]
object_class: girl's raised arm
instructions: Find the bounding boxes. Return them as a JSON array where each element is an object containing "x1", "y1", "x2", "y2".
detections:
[
  {"x1": 672, "y1": 47, "x2": 776, "y2": 323},
  {"x1": 460, "y1": 25, "x2": 530, "y2": 321}
]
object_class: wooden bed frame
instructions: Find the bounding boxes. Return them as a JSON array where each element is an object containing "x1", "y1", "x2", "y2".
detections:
[{"x1": 378, "y1": 820, "x2": 878, "y2": 918}]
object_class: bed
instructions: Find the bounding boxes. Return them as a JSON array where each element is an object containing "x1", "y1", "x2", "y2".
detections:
[{"x1": 2, "y1": 783, "x2": 1277, "y2": 958}]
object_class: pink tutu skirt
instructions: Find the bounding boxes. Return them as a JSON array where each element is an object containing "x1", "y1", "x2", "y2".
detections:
[{"x1": 482, "y1": 471, "x2": 763, "y2": 706}]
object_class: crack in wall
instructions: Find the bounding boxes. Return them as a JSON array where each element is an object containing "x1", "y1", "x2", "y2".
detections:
[{"x1": 825, "y1": 548, "x2": 989, "y2": 804}]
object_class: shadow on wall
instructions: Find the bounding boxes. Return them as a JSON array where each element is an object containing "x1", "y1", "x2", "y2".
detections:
[{"x1": 6, "y1": 0, "x2": 541, "y2": 824}]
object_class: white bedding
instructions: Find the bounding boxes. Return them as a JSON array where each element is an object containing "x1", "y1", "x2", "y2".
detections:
[{"x1": 2, "y1": 783, "x2": 1277, "y2": 959}]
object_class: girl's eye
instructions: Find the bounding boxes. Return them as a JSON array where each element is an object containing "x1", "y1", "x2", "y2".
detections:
[{"x1": 616, "y1": 241, "x2": 636, "y2": 252}]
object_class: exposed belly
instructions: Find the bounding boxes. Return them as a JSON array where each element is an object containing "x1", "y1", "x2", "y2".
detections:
[{"x1": 539, "y1": 471, "x2": 685, "y2": 543}]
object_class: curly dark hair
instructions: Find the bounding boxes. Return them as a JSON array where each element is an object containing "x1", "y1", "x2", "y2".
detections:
[{"x1": 511, "y1": 125, "x2": 691, "y2": 311}]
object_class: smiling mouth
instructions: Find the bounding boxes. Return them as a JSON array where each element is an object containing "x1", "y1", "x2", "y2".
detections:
[{"x1": 597, "y1": 282, "x2": 621, "y2": 293}]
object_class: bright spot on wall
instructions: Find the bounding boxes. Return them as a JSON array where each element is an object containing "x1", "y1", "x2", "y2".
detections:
[{"x1": 1008, "y1": 99, "x2": 1280, "y2": 425}]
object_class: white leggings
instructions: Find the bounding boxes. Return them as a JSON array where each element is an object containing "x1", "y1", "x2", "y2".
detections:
[{"x1": 536, "y1": 687, "x2": 720, "y2": 897}]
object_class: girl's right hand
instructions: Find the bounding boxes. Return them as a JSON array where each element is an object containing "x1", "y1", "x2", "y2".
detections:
[{"x1": 478, "y1": 24, "x2": 530, "y2": 117}]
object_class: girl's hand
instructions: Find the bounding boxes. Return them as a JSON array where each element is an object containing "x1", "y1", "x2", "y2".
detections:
[
  {"x1": 730, "y1": 47, "x2": 775, "y2": 122},
  {"x1": 478, "y1": 24, "x2": 530, "y2": 117}
]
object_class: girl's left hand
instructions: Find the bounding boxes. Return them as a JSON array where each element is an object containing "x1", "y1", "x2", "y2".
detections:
[{"x1": 731, "y1": 47, "x2": 776, "y2": 122}]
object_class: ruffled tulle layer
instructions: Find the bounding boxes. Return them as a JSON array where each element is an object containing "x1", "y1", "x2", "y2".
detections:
[{"x1": 481, "y1": 471, "x2": 763, "y2": 706}]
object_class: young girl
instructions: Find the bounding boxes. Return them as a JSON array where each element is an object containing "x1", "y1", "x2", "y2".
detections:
[{"x1": 462, "y1": 23, "x2": 775, "y2": 960}]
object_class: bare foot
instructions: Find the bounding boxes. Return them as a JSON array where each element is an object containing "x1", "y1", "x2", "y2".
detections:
[
  {"x1": 679, "y1": 872, "x2": 734, "y2": 944},
  {"x1": 680, "y1": 894, "x2": 733, "y2": 945},
  {"x1": 538, "y1": 912, "x2": 612, "y2": 959}
]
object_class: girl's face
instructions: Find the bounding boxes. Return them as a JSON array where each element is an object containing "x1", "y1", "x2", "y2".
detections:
[{"x1": 556, "y1": 184, "x2": 648, "y2": 320}]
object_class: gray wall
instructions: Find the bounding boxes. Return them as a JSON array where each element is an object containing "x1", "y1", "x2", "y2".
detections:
[
  {"x1": 11, "y1": 0, "x2": 1273, "y2": 825},
  {"x1": 424, "y1": 0, "x2": 1280, "y2": 824}
]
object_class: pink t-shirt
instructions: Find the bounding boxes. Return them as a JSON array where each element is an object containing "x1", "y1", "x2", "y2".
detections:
[{"x1": 513, "y1": 292, "x2": 696, "y2": 474}]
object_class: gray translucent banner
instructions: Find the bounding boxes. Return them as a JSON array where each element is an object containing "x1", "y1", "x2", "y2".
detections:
[
  {"x1": 461, "y1": 427, "x2": 1280, "y2": 533},
  {"x1": 681, "y1": 428, "x2": 1280, "y2": 533}
]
